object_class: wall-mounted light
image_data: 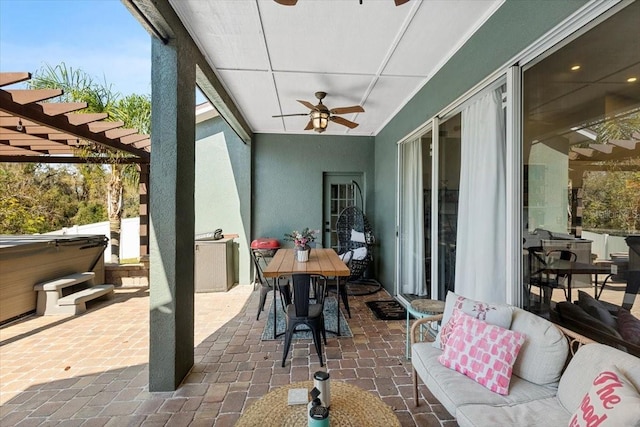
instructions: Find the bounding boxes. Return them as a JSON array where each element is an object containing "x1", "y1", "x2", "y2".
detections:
[
  {"x1": 570, "y1": 65, "x2": 581, "y2": 71},
  {"x1": 627, "y1": 77, "x2": 637, "y2": 83}
]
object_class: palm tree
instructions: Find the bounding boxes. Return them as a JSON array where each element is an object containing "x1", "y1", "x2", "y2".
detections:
[{"x1": 29, "y1": 63, "x2": 151, "y2": 263}]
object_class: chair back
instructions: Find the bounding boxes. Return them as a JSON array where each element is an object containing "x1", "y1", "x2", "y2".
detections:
[
  {"x1": 546, "y1": 249, "x2": 577, "y2": 282},
  {"x1": 290, "y1": 274, "x2": 327, "y2": 317},
  {"x1": 546, "y1": 249, "x2": 577, "y2": 264},
  {"x1": 251, "y1": 249, "x2": 268, "y2": 285}
]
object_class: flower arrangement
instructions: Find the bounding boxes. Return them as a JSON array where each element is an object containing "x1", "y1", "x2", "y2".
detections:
[{"x1": 284, "y1": 227, "x2": 318, "y2": 249}]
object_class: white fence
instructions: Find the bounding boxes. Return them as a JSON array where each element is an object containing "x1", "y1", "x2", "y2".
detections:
[
  {"x1": 582, "y1": 231, "x2": 629, "y2": 259},
  {"x1": 46, "y1": 218, "x2": 140, "y2": 262}
]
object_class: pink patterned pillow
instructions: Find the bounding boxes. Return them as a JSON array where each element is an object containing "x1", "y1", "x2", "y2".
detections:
[
  {"x1": 569, "y1": 367, "x2": 640, "y2": 427},
  {"x1": 438, "y1": 310, "x2": 526, "y2": 395},
  {"x1": 437, "y1": 293, "x2": 513, "y2": 348}
]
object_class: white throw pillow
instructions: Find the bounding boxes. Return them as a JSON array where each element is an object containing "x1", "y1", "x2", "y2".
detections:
[
  {"x1": 352, "y1": 247, "x2": 367, "y2": 260},
  {"x1": 350, "y1": 229, "x2": 366, "y2": 243},
  {"x1": 433, "y1": 291, "x2": 514, "y2": 349},
  {"x1": 568, "y1": 367, "x2": 640, "y2": 427},
  {"x1": 339, "y1": 251, "x2": 352, "y2": 263}
]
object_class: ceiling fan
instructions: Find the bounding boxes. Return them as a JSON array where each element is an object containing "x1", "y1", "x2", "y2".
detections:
[
  {"x1": 275, "y1": 0, "x2": 410, "y2": 5},
  {"x1": 272, "y1": 91, "x2": 365, "y2": 133}
]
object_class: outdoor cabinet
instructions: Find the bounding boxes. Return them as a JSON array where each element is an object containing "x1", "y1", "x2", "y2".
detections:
[{"x1": 194, "y1": 238, "x2": 234, "y2": 292}]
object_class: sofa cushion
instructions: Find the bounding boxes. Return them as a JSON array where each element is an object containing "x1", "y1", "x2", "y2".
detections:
[
  {"x1": 439, "y1": 310, "x2": 526, "y2": 395},
  {"x1": 412, "y1": 342, "x2": 559, "y2": 417},
  {"x1": 558, "y1": 343, "x2": 640, "y2": 413},
  {"x1": 456, "y1": 397, "x2": 571, "y2": 427},
  {"x1": 510, "y1": 308, "x2": 569, "y2": 385},
  {"x1": 617, "y1": 308, "x2": 640, "y2": 346},
  {"x1": 568, "y1": 366, "x2": 640, "y2": 427},
  {"x1": 577, "y1": 290, "x2": 617, "y2": 330},
  {"x1": 435, "y1": 291, "x2": 513, "y2": 349}
]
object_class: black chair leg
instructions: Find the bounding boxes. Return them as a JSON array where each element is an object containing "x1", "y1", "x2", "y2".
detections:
[
  {"x1": 321, "y1": 316, "x2": 327, "y2": 344},
  {"x1": 282, "y1": 323, "x2": 295, "y2": 367},
  {"x1": 312, "y1": 324, "x2": 324, "y2": 367},
  {"x1": 256, "y1": 285, "x2": 270, "y2": 321}
]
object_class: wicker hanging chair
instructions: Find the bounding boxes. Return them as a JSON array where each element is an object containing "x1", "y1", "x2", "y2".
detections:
[
  {"x1": 336, "y1": 206, "x2": 373, "y2": 280},
  {"x1": 335, "y1": 206, "x2": 380, "y2": 297}
]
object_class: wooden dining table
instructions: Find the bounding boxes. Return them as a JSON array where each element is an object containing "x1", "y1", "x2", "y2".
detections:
[{"x1": 262, "y1": 248, "x2": 350, "y2": 339}]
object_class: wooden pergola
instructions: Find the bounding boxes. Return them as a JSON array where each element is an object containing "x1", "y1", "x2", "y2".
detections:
[{"x1": 0, "y1": 72, "x2": 151, "y2": 257}]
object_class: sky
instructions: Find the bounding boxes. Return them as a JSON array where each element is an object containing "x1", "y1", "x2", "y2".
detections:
[{"x1": 0, "y1": 0, "x2": 151, "y2": 97}]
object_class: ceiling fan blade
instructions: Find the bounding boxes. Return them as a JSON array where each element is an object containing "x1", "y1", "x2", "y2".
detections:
[
  {"x1": 274, "y1": 0, "x2": 298, "y2": 5},
  {"x1": 395, "y1": 0, "x2": 410, "y2": 5},
  {"x1": 272, "y1": 113, "x2": 309, "y2": 118},
  {"x1": 330, "y1": 116, "x2": 359, "y2": 129},
  {"x1": 330, "y1": 105, "x2": 365, "y2": 115},
  {"x1": 304, "y1": 119, "x2": 314, "y2": 131},
  {"x1": 297, "y1": 99, "x2": 317, "y2": 110}
]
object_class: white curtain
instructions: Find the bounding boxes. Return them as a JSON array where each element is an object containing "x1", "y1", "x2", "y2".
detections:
[
  {"x1": 454, "y1": 88, "x2": 506, "y2": 302},
  {"x1": 400, "y1": 138, "x2": 426, "y2": 296}
]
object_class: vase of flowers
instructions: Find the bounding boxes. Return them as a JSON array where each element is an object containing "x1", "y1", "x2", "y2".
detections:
[{"x1": 284, "y1": 228, "x2": 318, "y2": 262}]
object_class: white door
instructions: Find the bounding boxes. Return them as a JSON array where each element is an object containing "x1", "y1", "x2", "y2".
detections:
[{"x1": 323, "y1": 173, "x2": 364, "y2": 251}]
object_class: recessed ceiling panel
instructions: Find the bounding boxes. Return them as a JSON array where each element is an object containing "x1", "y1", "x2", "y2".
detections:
[
  {"x1": 171, "y1": 0, "x2": 270, "y2": 71},
  {"x1": 383, "y1": 0, "x2": 502, "y2": 77},
  {"x1": 365, "y1": 75, "x2": 427, "y2": 133},
  {"x1": 260, "y1": 0, "x2": 415, "y2": 74},
  {"x1": 216, "y1": 70, "x2": 281, "y2": 132}
]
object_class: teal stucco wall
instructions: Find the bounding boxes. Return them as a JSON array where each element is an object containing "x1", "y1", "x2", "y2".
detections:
[
  {"x1": 195, "y1": 116, "x2": 252, "y2": 285},
  {"x1": 252, "y1": 133, "x2": 374, "y2": 249},
  {"x1": 373, "y1": 0, "x2": 589, "y2": 294}
]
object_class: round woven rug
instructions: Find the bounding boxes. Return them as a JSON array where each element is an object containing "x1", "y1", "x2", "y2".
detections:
[{"x1": 235, "y1": 380, "x2": 400, "y2": 427}]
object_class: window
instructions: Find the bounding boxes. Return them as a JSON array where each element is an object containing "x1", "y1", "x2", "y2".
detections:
[{"x1": 522, "y1": 2, "x2": 639, "y2": 354}]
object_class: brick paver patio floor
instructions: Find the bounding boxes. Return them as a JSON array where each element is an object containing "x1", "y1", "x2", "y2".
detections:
[{"x1": 1, "y1": 283, "x2": 455, "y2": 426}]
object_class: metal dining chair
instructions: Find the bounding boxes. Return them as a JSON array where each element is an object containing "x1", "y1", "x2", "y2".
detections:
[
  {"x1": 281, "y1": 274, "x2": 328, "y2": 367},
  {"x1": 529, "y1": 249, "x2": 577, "y2": 310},
  {"x1": 252, "y1": 249, "x2": 291, "y2": 320}
]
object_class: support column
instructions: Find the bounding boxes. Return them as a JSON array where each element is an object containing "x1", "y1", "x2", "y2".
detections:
[{"x1": 148, "y1": 36, "x2": 196, "y2": 391}]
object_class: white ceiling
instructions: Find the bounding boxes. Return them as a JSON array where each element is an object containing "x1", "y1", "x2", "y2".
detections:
[{"x1": 169, "y1": 0, "x2": 503, "y2": 136}]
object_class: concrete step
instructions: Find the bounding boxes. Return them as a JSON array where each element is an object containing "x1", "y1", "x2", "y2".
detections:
[{"x1": 34, "y1": 272, "x2": 95, "y2": 292}]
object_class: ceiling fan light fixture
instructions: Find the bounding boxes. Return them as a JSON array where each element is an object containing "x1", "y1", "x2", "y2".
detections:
[{"x1": 311, "y1": 110, "x2": 329, "y2": 133}]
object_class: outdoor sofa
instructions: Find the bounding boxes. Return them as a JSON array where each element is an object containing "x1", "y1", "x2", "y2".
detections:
[{"x1": 411, "y1": 291, "x2": 640, "y2": 427}]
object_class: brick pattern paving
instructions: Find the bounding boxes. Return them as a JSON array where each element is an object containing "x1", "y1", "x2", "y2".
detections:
[{"x1": 1, "y1": 283, "x2": 456, "y2": 426}]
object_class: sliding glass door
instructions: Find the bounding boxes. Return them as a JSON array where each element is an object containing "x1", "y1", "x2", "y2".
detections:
[
  {"x1": 522, "y1": 2, "x2": 640, "y2": 320},
  {"x1": 397, "y1": 81, "x2": 507, "y2": 303}
]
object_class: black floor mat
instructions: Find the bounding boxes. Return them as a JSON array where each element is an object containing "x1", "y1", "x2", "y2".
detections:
[{"x1": 366, "y1": 300, "x2": 406, "y2": 321}]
